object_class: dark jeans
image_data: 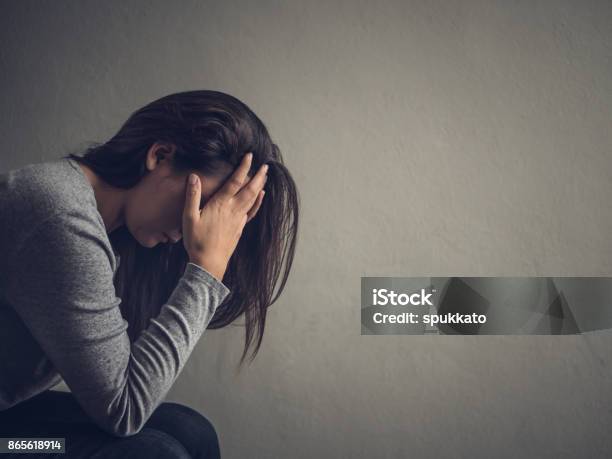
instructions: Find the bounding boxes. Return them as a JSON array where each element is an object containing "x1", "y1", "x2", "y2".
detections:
[{"x1": 0, "y1": 390, "x2": 221, "y2": 458}]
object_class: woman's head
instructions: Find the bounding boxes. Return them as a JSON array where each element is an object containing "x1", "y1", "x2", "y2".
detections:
[
  {"x1": 119, "y1": 141, "x2": 237, "y2": 247},
  {"x1": 64, "y1": 90, "x2": 299, "y2": 366}
]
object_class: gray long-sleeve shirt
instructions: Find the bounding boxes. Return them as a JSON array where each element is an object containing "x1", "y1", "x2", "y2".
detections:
[{"x1": 0, "y1": 157, "x2": 230, "y2": 437}]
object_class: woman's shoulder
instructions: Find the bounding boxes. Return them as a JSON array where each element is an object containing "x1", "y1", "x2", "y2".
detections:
[
  {"x1": 2, "y1": 157, "x2": 96, "y2": 216},
  {"x1": 0, "y1": 157, "x2": 104, "y2": 258},
  {"x1": 0, "y1": 158, "x2": 95, "y2": 207}
]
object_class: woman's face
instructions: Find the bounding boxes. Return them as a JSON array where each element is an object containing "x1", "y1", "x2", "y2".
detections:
[{"x1": 124, "y1": 145, "x2": 234, "y2": 248}]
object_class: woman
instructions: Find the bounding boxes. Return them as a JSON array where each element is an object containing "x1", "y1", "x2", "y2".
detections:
[{"x1": 0, "y1": 90, "x2": 299, "y2": 458}]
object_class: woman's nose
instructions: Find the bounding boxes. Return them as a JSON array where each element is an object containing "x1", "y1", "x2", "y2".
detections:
[{"x1": 168, "y1": 230, "x2": 182, "y2": 243}]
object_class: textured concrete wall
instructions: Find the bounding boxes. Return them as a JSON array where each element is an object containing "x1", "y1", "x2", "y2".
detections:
[{"x1": 2, "y1": 1, "x2": 611, "y2": 457}]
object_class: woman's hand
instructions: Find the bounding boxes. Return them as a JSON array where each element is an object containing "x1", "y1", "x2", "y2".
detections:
[{"x1": 182, "y1": 152, "x2": 268, "y2": 281}]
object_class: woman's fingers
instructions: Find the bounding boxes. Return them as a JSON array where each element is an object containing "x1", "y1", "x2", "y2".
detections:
[
  {"x1": 189, "y1": 151, "x2": 267, "y2": 222},
  {"x1": 217, "y1": 152, "x2": 253, "y2": 200},
  {"x1": 246, "y1": 190, "x2": 265, "y2": 223},
  {"x1": 235, "y1": 162, "x2": 268, "y2": 213},
  {"x1": 183, "y1": 173, "x2": 201, "y2": 224}
]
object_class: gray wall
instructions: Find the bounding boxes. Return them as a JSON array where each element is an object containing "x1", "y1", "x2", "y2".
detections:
[{"x1": 2, "y1": 0, "x2": 612, "y2": 457}]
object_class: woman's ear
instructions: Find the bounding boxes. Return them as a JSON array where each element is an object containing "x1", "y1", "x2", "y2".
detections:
[{"x1": 145, "y1": 142, "x2": 176, "y2": 171}]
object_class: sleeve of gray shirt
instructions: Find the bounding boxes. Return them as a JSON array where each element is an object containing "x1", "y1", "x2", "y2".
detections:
[{"x1": 7, "y1": 207, "x2": 230, "y2": 437}]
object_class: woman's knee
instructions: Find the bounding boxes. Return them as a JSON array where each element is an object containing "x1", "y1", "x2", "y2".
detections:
[
  {"x1": 100, "y1": 428, "x2": 191, "y2": 459},
  {"x1": 145, "y1": 402, "x2": 220, "y2": 458},
  {"x1": 164, "y1": 403, "x2": 217, "y2": 434}
]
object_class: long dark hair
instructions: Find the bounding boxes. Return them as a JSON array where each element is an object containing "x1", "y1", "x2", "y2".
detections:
[{"x1": 62, "y1": 90, "x2": 299, "y2": 367}]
